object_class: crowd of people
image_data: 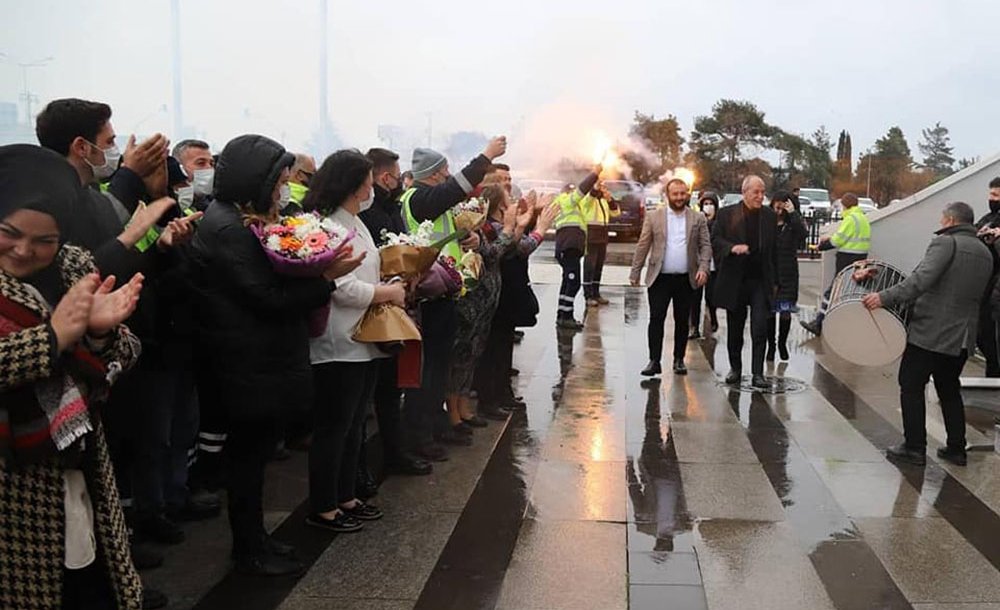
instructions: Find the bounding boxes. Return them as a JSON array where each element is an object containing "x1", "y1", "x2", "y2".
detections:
[{"x1": 0, "y1": 97, "x2": 558, "y2": 609}]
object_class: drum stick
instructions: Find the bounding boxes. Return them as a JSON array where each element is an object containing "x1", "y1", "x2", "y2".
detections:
[{"x1": 867, "y1": 308, "x2": 890, "y2": 349}]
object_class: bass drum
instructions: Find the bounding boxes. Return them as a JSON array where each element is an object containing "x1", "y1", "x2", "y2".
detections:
[{"x1": 822, "y1": 261, "x2": 908, "y2": 367}]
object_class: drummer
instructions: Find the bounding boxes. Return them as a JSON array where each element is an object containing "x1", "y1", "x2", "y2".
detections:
[
  {"x1": 862, "y1": 202, "x2": 992, "y2": 467},
  {"x1": 801, "y1": 192, "x2": 870, "y2": 336}
]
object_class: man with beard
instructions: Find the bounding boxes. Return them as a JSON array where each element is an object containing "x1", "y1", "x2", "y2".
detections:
[
  {"x1": 630, "y1": 178, "x2": 711, "y2": 376},
  {"x1": 974, "y1": 177, "x2": 1000, "y2": 376}
]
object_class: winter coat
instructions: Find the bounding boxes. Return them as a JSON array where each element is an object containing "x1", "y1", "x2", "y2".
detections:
[
  {"x1": 188, "y1": 136, "x2": 332, "y2": 421},
  {"x1": 711, "y1": 202, "x2": 778, "y2": 311},
  {"x1": 360, "y1": 185, "x2": 407, "y2": 246},
  {"x1": 774, "y1": 211, "x2": 808, "y2": 303},
  {"x1": 0, "y1": 246, "x2": 143, "y2": 610}
]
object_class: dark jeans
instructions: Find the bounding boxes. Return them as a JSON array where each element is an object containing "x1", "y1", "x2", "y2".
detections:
[
  {"x1": 403, "y1": 299, "x2": 457, "y2": 450},
  {"x1": 898, "y1": 343, "x2": 968, "y2": 451},
  {"x1": 647, "y1": 273, "x2": 693, "y2": 363},
  {"x1": 126, "y1": 368, "x2": 199, "y2": 517},
  {"x1": 476, "y1": 316, "x2": 516, "y2": 408},
  {"x1": 310, "y1": 360, "x2": 379, "y2": 513},
  {"x1": 373, "y1": 355, "x2": 405, "y2": 464},
  {"x1": 690, "y1": 271, "x2": 718, "y2": 330},
  {"x1": 583, "y1": 241, "x2": 608, "y2": 299},
  {"x1": 725, "y1": 278, "x2": 770, "y2": 375},
  {"x1": 976, "y1": 305, "x2": 1000, "y2": 377},
  {"x1": 62, "y1": 560, "x2": 114, "y2": 610},
  {"x1": 226, "y1": 417, "x2": 280, "y2": 556},
  {"x1": 556, "y1": 249, "x2": 582, "y2": 320}
]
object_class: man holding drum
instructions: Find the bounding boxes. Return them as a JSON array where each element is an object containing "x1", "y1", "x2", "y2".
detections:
[{"x1": 862, "y1": 202, "x2": 993, "y2": 466}]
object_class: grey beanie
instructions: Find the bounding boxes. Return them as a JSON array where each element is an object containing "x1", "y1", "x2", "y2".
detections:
[{"x1": 411, "y1": 148, "x2": 447, "y2": 180}]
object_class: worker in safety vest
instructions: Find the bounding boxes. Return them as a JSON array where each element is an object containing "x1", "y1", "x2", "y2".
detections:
[
  {"x1": 801, "y1": 191, "x2": 871, "y2": 336},
  {"x1": 581, "y1": 181, "x2": 620, "y2": 306},
  {"x1": 398, "y1": 137, "x2": 507, "y2": 461},
  {"x1": 282, "y1": 153, "x2": 315, "y2": 216},
  {"x1": 553, "y1": 166, "x2": 602, "y2": 329}
]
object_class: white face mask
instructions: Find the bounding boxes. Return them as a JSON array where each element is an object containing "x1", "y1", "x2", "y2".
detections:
[
  {"x1": 359, "y1": 188, "x2": 375, "y2": 212},
  {"x1": 278, "y1": 183, "x2": 291, "y2": 209},
  {"x1": 703, "y1": 204, "x2": 715, "y2": 215},
  {"x1": 176, "y1": 186, "x2": 195, "y2": 211},
  {"x1": 86, "y1": 142, "x2": 121, "y2": 180},
  {"x1": 192, "y1": 168, "x2": 215, "y2": 196}
]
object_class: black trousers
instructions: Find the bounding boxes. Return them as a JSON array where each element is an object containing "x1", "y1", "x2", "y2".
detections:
[
  {"x1": 898, "y1": 343, "x2": 968, "y2": 451},
  {"x1": 62, "y1": 559, "x2": 114, "y2": 610},
  {"x1": 372, "y1": 355, "x2": 405, "y2": 464},
  {"x1": 476, "y1": 316, "x2": 516, "y2": 408},
  {"x1": 976, "y1": 305, "x2": 1000, "y2": 377},
  {"x1": 690, "y1": 271, "x2": 718, "y2": 329},
  {"x1": 583, "y1": 241, "x2": 608, "y2": 299},
  {"x1": 226, "y1": 416, "x2": 280, "y2": 556},
  {"x1": 403, "y1": 299, "x2": 457, "y2": 450},
  {"x1": 647, "y1": 273, "x2": 693, "y2": 363},
  {"x1": 725, "y1": 278, "x2": 770, "y2": 375},
  {"x1": 310, "y1": 360, "x2": 379, "y2": 513},
  {"x1": 191, "y1": 351, "x2": 228, "y2": 492},
  {"x1": 556, "y1": 249, "x2": 583, "y2": 320}
]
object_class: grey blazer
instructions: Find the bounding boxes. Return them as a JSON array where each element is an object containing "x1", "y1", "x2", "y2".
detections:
[
  {"x1": 629, "y1": 206, "x2": 712, "y2": 288},
  {"x1": 880, "y1": 224, "x2": 993, "y2": 356}
]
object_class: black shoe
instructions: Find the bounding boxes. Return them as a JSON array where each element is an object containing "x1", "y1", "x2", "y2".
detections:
[
  {"x1": 463, "y1": 415, "x2": 489, "y2": 428},
  {"x1": 501, "y1": 398, "x2": 526, "y2": 411},
  {"x1": 167, "y1": 497, "x2": 222, "y2": 523},
  {"x1": 766, "y1": 344, "x2": 776, "y2": 362},
  {"x1": 481, "y1": 407, "x2": 511, "y2": 421},
  {"x1": 800, "y1": 319, "x2": 822, "y2": 336},
  {"x1": 778, "y1": 342, "x2": 789, "y2": 361},
  {"x1": 234, "y1": 552, "x2": 307, "y2": 576},
  {"x1": 454, "y1": 422, "x2": 474, "y2": 436},
  {"x1": 557, "y1": 318, "x2": 584, "y2": 330},
  {"x1": 230, "y1": 535, "x2": 297, "y2": 559},
  {"x1": 751, "y1": 374, "x2": 769, "y2": 389},
  {"x1": 513, "y1": 330, "x2": 525, "y2": 339},
  {"x1": 886, "y1": 443, "x2": 926, "y2": 466},
  {"x1": 509, "y1": 368, "x2": 520, "y2": 377},
  {"x1": 340, "y1": 500, "x2": 384, "y2": 521},
  {"x1": 131, "y1": 543, "x2": 164, "y2": 571},
  {"x1": 142, "y1": 587, "x2": 169, "y2": 610},
  {"x1": 416, "y1": 443, "x2": 449, "y2": 462},
  {"x1": 673, "y1": 359, "x2": 687, "y2": 375},
  {"x1": 439, "y1": 428, "x2": 474, "y2": 446},
  {"x1": 936, "y1": 446, "x2": 968, "y2": 466},
  {"x1": 513, "y1": 333, "x2": 523, "y2": 344},
  {"x1": 386, "y1": 455, "x2": 433, "y2": 476},
  {"x1": 725, "y1": 370, "x2": 742, "y2": 385},
  {"x1": 688, "y1": 329, "x2": 701, "y2": 340},
  {"x1": 355, "y1": 470, "x2": 379, "y2": 501},
  {"x1": 188, "y1": 488, "x2": 223, "y2": 509},
  {"x1": 305, "y1": 512, "x2": 364, "y2": 533},
  {"x1": 136, "y1": 514, "x2": 184, "y2": 545},
  {"x1": 641, "y1": 361, "x2": 662, "y2": 377}
]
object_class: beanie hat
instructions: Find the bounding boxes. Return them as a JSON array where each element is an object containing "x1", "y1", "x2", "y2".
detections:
[{"x1": 411, "y1": 148, "x2": 447, "y2": 181}]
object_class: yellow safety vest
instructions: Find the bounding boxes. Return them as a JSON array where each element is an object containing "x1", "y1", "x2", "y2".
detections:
[
  {"x1": 830, "y1": 206, "x2": 871, "y2": 254},
  {"x1": 289, "y1": 182, "x2": 308, "y2": 206},
  {"x1": 580, "y1": 194, "x2": 620, "y2": 226},
  {"x1": 400, "y1": 187, "x2": 462, "y2": 261},
  {"x1": 554, "y1": 191, "x2": 587, "y2": 233}
]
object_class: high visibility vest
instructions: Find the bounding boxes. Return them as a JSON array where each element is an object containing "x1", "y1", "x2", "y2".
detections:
[
  {"x1": 554, "y1": 191, "x2": 587, "y2": 234},
  {"x1": 289, "y1": 182, "x2": 308, "y2": 206},
  {"x1": 580, "y1": 194, "x2": 620, "y2": 226},
  {"x1": 830, "y1": 206, "x2": 871, "y2": 254},
  {"x1": 400, "y1": 187, "x2": 462, "y2": 261}
]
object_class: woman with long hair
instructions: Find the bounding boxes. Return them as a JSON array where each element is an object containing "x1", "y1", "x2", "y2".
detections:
[
  {"x1": 768, "y1": 190, "x2": 808, "y2": 361},
  {"x1": 302, "y1": 149, "x2": 407, "y2": 533},
  {"x1": 690, "y1": 191, "x2": 720, "y2": 337}
]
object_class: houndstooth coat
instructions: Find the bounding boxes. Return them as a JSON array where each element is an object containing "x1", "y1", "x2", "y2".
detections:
[{"x1": 0, "y1": 245, "x2": 143, "y2": 610}]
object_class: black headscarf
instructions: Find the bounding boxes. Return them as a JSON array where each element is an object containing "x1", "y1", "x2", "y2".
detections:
[{"x1": 0, "y1": 144, "x2": 80, "y2": 240}]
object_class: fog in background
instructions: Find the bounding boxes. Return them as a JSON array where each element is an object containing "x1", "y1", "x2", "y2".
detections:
[{"x1": 2, "y1": 0, "x2": 997, "y2": 175}]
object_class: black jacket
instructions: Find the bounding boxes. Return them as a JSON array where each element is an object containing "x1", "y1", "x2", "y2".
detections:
[
  {"x1": 711, "y1": 202, "x2": 778, "y2": 310},
  {"x1": 360, "y1": 185, "x2": 406, "y2": 246},
  {"x1": 774, "y1": 211, "x2": 808, "y2": 302},
  {"x1": 188, "y1": 136, "x2": 330, "y2": 421},
  {"x1": 406, "y1": 155, "x2": 492, "y2": 223}
]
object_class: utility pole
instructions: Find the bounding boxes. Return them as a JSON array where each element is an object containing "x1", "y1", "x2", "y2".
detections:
[
  {"x1": 170, "y1": 0, "x2": 184, "y2": 138},
  {"x1": 14, "y1": 56, "x2": 52, "y2": 125},
  {"x1": 866, "y1": 148, "x2": 873, "y2": 198}
]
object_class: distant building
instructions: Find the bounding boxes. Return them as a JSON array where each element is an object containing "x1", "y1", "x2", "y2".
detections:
[{"x1": 0, "y1": 101, "x2": 37, "y2": 146}]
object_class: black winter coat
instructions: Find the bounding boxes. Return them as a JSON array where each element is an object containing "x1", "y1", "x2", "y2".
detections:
[
  {"x1": 360, "y1": 185, "x2": 406, "y2": 246},
  {"x1": 774, "y1": 211, "x2": 808, "y2": 303},
  {"x1": 188, "y1": 136, "x2": 331, "y2": 421},
  {"x1": 711, "y1": 202, "x2": 778, "y2": 311}
]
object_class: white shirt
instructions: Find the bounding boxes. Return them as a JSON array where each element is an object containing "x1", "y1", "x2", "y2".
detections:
[
  {"x1": 662, "y1": 208, "x2": 688, "y2": 274},
  {"x1": 310, "y1": 207, "x2": 386, "y2": 363}
]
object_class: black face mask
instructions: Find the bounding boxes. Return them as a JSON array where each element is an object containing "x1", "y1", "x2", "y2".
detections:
[
  {"x1": 990, "y1": 199, "x2": 1000, "y2": 214},
  {"x1": 389, "y1": 184, "x2": 404, "y2": 201}
]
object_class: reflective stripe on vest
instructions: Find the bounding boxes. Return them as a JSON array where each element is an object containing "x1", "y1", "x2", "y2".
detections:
[
  {"x1": 831, "y1": 206, "x2": 871, "y2": 253},
  {"x1": 554, "y1": 191, "x2": 587, "y2": 233},
  {"x1": 400, "y1": 187, "x2": 462, "y2": 261}
]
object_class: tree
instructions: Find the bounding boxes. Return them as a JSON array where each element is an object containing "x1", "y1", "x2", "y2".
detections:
[
  {"x1": 958, "y1": 156, "x2": 980, "y2": 170},
  {"x1": 918, "y1": 121, "x2": 955, "y2": 178},
  {"x1": 863, "y1": 126, "x2": 914, "y2": 204},
  {"x1": 630, "y1": 112, "x2": 684, "y2": 169},
  {"x1": 833, "y1": 129, "x2": 853, "y2": 185},
  {"x1": 690, "y1": 99, "x2": 776, "y2": 191}
]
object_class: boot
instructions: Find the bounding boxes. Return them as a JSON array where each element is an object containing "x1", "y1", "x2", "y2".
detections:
[
  {"x1": 778, "y1": 315, "x2": 791, "y2": 361},
  {"x1": 766, "y1": 316, "x2": 776, "y2": 362}
]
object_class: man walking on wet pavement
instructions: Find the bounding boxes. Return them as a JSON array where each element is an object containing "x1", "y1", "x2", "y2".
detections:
[
  {"x1": 711, "y1": 175, "x2": 778, "y2": 389},
  {"x1": 631, "y1": 178, "x2": 711, "y2": 376},
  {"x1": 863, "y1": 202, "x2": 993, "y2": 467}
]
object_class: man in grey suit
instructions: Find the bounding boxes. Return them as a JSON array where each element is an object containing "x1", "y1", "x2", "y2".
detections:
[
  {"x1": 630, "y1": 178, "x2": 712, "y2": 376},
  {"x1": 863, "y1": 201, "x2": 993, "y2": 466}
]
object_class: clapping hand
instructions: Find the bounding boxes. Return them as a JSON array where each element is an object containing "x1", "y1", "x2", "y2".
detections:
[
  {"x1": 50, "y1": 274, "x2": 101, "y2": 353},
  {"x1": 158, "y1": 212, "x2": 204, "y2": 250},
  {"x1": 731, "y1": 244, "x2": 750, "y2": 255},
  {"x1": 88, "y1": 273, "x2": 144, "y2": 337},
  {"x1": 534, "y1": 201, "x2": 560, "y2": 235}
]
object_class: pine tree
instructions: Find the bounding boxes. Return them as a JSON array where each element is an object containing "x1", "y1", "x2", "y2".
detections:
[{"x1": 918, "y1": 122, "x2": 955, "y2": 178}]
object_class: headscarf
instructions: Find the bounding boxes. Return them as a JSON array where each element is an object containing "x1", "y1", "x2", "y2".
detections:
[{"x1": 0, "y1": 144, "x2": 80, "y2": 240}]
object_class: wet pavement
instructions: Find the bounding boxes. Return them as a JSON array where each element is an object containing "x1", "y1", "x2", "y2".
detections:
[{"x1": 154, "y1": 258, "x2": 1000, "y2": 609}]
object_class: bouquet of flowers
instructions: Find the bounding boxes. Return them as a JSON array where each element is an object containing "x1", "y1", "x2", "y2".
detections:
[
  {"x1": 451, "y1": 197, "x2": 487, "y2": 233},
  {"x1": 379, "y1": 221, "x2": 441, "y2": 279},
  {"x1": 250, "y1": 212, "x2": 355, "y2": 336}
]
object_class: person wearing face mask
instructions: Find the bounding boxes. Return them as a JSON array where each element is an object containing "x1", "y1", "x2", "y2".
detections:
[
  {"x1": 281, "y1": 153, "x2": 316, "y2": 217},
  {"x1": 398, "y1": 138, "x2": 505, "y2": 463},
  {"x1": 303, "y1": 150, "x2": 408, "y2": 533},
  {"x1": 172, "y1": 139, "x2": 216, "y2": 212},
  {"x1": 689, "y1": 191, "x2": 720, "y2": 337},
  {"x1": 767, "y1": 191, "x2": 808, "y2": 362},
  {"x1": 973, "y1": 177, "x2": 1000, "y2": 377},
  {"x1": 188, "y1": 134, "x2": 364, "y2": 574},
  {"x1": 864, "y1": 201, "x2": 993, "y2": 467},
  {"x1": 357, "y1": 148, "x2": 432, "y2": 477}
]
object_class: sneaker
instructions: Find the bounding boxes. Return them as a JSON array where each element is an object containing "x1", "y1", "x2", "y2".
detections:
[
  {"x1": 340, "y1": 501, "x2": 384, "y2": 521},
  {"x1": 305, "y1": 512, "x2": 364, "y2": 533},
  {"x1": 886, "y1": 443, "x2": 926, "y2": 466},
  {"x1": 936, "y1": 446, "x2": 967, "y2": 466}
]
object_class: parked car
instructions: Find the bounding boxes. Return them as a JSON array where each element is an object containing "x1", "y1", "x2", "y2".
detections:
[
  {"x1": 832, "y1": 197, "x2": 879, "y2": 216},
  {"x1": 603, "y1": 180, "x2": 645, "y2": 241},
  {"x1": 516, "y1": 179, "x2": 566, "y2": 199},
  {"x1": 721, "y1": 193, "x2": 742, "y2": 207},
  {"x1": 798, "y1": 188, "x2": 832, "y2": 220}
]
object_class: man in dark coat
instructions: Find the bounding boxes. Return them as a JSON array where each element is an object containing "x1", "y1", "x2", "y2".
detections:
[
  {"x1": 188, "y1": 134, "x2": 361, "y2": 575},
  {"x1": 973, "y1": 176, "x2": 1000, "y2": 376},
  {"x1": 711, "y1": 175, "x2": 778, "y2": 388}
]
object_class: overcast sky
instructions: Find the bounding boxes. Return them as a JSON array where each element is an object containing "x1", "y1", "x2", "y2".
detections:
[{"x1": 2, "y1": 0, "x2": 997, "y2": 173}]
